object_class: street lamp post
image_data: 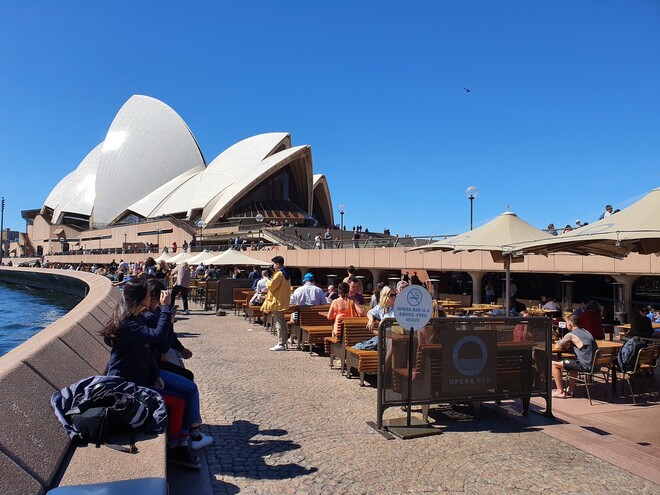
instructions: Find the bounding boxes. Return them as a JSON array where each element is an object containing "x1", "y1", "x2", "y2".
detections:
[
  {"x1": 338, "y1": 204, "x2": 345, "y2": 248},
  {"x1": 255, "y1": 214, "x2": 264, "y2": 244},
  {"x1": 196, "y1": 220, "x2": 206, "y2": 251},
  {"x1": 123, "y1": 231, "x2": 127, "y2": 254},
  {"x1": 465, "y1": 186, "x2": 478, "y2": 230},
  {"x1": 157, "y1": 226, "x2": 162, "y2": 252}
]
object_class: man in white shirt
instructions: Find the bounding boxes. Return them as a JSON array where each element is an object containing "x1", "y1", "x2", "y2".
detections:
[{"x1": 290, "y1": 273, "x2": 326, "y2": 306}]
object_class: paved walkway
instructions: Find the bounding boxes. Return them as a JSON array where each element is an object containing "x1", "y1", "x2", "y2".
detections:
[{"x1": 169, "y1": 310, "x2": 660, "y2": 494}]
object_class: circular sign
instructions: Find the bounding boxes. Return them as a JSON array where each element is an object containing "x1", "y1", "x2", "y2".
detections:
[
  {"x1": 393, "y1": 285, "x2": 434, "y2": 331},
  {"x1": 452, "y1": 335, "x2": 488, "y2": 376}
]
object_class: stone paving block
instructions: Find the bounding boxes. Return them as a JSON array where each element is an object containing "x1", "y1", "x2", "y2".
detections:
[
  {"x1": 0, "y1": 363, "x2": 69, "y2": 488},
  {"x1": 0, "y1": 450, "x2": 45, "y2": 495}
]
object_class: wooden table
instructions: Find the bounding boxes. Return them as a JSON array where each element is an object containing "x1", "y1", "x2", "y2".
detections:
[{"x1": 615, "y1": 322, "x2": 660, "y2": 331}]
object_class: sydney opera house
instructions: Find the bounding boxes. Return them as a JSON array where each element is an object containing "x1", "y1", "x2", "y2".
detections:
[{"x1": 21, "y1": 95, "x2": 334, "y2": 256}]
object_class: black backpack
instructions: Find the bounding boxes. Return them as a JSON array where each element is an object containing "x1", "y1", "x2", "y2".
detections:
[
  {"x1": 67, "y1": 383, "x2": 154, "y2": 453},
  {"x1": 616, "y1": 337, "x2": 647, "y2": 372}
]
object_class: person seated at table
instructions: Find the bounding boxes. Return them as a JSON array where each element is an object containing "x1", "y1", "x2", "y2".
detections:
[
  {"x1": 290, "y1": 273, "x2": 326, "y2": 307},
  {"x1": 572, "y1": 298, "x2": 589, "y2": 317},
  {"x1": 513, "y1": 310, "x2": 532, "y2": 341},
  {"x1": 551, "y1": 314, "x2": 597, "y2": 398},
  {"x1": 367, "y1": 286, "x2": 396, "y2": 332},
  {"x1": 370, "y1": 282, "x2": 386, "y2": 309},
  {"x1": 542, "y1": 297, "x2": 561, "y2": 311},
  {"x1": 579, "y1": 300, "x2": 605, "y2": 340},
  {"x1": 509, "y1": 298, "x2": 527, "y2": 316},
  {"x1": 327, "y1": 282, "x2": 365, "y2": 337},
  {"x1": 347, "y1": 277, "x2": 366, "y2": 306},
  {"x1": 324, "y1": 284, "x2": 339, "y2": 302},
  {"x1": 629, "y1": 306, "x2": 654, "y2": 338}
]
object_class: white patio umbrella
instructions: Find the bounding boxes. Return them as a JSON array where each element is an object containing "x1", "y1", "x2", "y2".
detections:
[
  {"x1": 155, "y1": 251, "x2": 174, "y2": 263},
  {"x1": 409, "y1": 211, "x2": 554, "y2": 314},
  {"x1": 166, "y1": 251, "x2": 194, "y2": 264},
  {"x1": 513, "y1": 187, "x2": 660, "y2": 258},
  {"x1": 203, "y1": 249, "x2": 267, "y2": 267},
  {"x1": 183, "y1": 250, "x2": 217, "y2": 265}
]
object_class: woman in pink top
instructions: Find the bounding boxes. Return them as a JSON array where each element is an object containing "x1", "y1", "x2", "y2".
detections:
[{"x1": 327, "y1": 282, "x2": 365, "y2": 338}]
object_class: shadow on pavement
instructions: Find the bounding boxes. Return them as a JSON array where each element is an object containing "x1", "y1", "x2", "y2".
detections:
[{"x1": 207, "y1": 420, "x2": 318, "y2": 480}]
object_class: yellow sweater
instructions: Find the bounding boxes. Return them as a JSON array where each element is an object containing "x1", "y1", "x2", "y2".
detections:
[{"x1": 261, "y1": 270, "x2": 291, "y2": 312}]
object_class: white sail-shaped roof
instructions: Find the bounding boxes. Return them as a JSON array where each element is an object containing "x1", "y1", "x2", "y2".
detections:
[
  {"x1": 50, "y1": 143, "x2": 103, "y2": 223},
  {"x1": 41, "y1": 96, "x2": 334, "y2": 229},
  {"x1": 202, "y1": 144, "x2": 311, "y2": 224},
  {"x1": 43, "y1": 143, "x2": 102, "y2": 215},
  {"x1": 150, "y1": 133, "x2": 292, "y2": 219},
  {"x1": 92, "y1": 95, "x2": 206, "y2": 225}
]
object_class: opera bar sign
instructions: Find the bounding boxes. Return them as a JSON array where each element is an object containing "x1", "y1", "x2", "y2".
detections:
[{"x1": 443, "y1": 330, "x2": 496, "y2": 394}]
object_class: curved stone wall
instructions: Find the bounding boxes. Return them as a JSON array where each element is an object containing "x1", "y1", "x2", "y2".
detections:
[{"x1": 0, "y1": 267, "x2": 120, "y2": 495}]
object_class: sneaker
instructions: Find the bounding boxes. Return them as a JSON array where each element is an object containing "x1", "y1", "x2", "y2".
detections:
[
  {"x1": 270, "y1": 343, "x2": 287, "y2": 351},
  {"x1": 183, "y1": 309, "x2": 190, "y2": 315},
  {"x1": 190, "y1": 433, "x2": 214, "y2": 450},
  {"x1": 169, "y1": 447, "x2": 201, "y2": 470}
]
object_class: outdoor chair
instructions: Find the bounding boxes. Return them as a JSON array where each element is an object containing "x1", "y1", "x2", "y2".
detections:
[
  {"x1": 619, "y1": 345, "x2": 658, "y2": 405},
  {"x1": 566, "y1": 347, "x2": 616, "y2": 405}
]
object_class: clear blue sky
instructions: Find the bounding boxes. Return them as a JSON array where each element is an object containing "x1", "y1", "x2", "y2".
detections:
[{"x1": 1, "y1": 1, "x2": 658, "y2": 237}]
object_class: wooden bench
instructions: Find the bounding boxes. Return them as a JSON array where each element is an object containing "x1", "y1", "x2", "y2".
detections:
[
  {"x1": 294, "y1": 305, "x2": 331, "y2": 354},
  {"x1": 244, "y1": 304, "x2": 265, "y2": 324},
  {"x1": 233, "y1": 287, "x2": 250, "y2": 315},
  {"x1": 324, "y1": 317, "x2": 369, "y2": 373},
  {"x1": 392, "y1": 343, "x2": 443, "y2": 420},
  {"x1": 286, "y1": 304, "x2": 322, "y2": 345},
  {"x1": 344, "y1": 324, "x2": 380, "y2": 385}
]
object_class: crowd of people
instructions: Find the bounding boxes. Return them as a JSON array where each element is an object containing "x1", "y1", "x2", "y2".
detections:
[{"x1": 546, "y1": 203, "x2": 620, "y2": 236}]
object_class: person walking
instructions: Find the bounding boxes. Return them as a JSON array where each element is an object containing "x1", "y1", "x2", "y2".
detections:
[
  {"x1": 261, "y1": 255, "x2": 291, "y2": 351},
  {"x1": 171, "y1": 262, "x2": 192, "y2": 315}
]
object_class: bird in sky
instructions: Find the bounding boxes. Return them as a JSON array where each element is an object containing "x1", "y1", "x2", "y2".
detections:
[{"x1": 463, "y1": 88, "x2": 471, "y2": 93}]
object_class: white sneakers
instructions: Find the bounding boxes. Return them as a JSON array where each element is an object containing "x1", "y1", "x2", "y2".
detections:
[
  {"x1": 183, "y1": 309, "x2": 191, "y2": 315},
  {"x1": 190, "y1": 433, "x2": 213, "y2": 450},
  {"x1": 270, "y1": 343, "x2": 287, "y2": 351}
]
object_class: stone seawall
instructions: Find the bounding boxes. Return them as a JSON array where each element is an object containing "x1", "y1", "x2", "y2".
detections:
[{"x1": 0, "y1": 267, "x2": 122, "y2": 495}]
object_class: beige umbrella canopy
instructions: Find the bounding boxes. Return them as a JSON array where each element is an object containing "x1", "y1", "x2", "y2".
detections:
[
  {"x1": 410, "y1": 211, "x2": 554, "y2": 312},
  {"x1": 183, "y1": 250, "x2": 217, "y2": 265},
  {"x1": 513, "y1": 187, "x2": 660, "y2": 258},
  {"x1": 203, "y1": 249, "x2": 267, "y2": 267},
  {"x1": 155, "y1": 251, "x2": 175, "y2": 263},
  {"x1": 166, "y1": 251, "x2": 194, "y2": 264}
]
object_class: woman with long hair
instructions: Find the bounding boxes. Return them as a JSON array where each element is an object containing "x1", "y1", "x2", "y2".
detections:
[
  {"x1": 327, "y1": 282, "x2": 365, "y2": 337},
  {"x1": 101, "y1": 278, "x2": 205, "y2": 469},
  {"x1": 367, "y1": 285, "x2": 397, "y2": 332}
]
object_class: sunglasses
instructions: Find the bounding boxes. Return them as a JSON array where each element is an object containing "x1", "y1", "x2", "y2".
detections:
[{"x1": 389, "y1": 293, "x2": 397, "y2": 298}]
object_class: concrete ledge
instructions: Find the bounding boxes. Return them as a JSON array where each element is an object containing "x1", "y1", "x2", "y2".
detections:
[{"x1": 0, "y1": 268, "x2": 166, "y2": 495}]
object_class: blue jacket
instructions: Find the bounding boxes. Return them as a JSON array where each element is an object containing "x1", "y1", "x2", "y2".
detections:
[
  {"x1": 106, "y1": 305, "x2": 172, "y2": 387},
  {"x1": 51, "y1": 375, "x2": 167, "y2": 440}
]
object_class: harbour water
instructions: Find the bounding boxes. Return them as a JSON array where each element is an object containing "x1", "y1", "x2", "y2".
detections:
[{"x1": 0, "y1": 282, "x2": 81, "y2": 357}]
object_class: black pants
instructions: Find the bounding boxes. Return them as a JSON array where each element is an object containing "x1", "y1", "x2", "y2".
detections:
[{"x1": 171, "y1": 285, "x2": 189, "y2": 311}]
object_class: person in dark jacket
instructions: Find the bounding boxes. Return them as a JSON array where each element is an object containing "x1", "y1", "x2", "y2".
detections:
[
  {"x1": 629, "y1": 306, "x2": 654, "y2": 338},
  {"x1": 579, "y1": 300, "x2": 605, "y2": 340},
  {"x1": 101, "y1": 277, "x2": 206, "y2": 469}
]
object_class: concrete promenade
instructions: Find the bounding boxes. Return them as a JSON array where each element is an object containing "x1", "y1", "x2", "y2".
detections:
[{"x1": 171, "y1": 309, "x2": 660, "y2": 495}]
